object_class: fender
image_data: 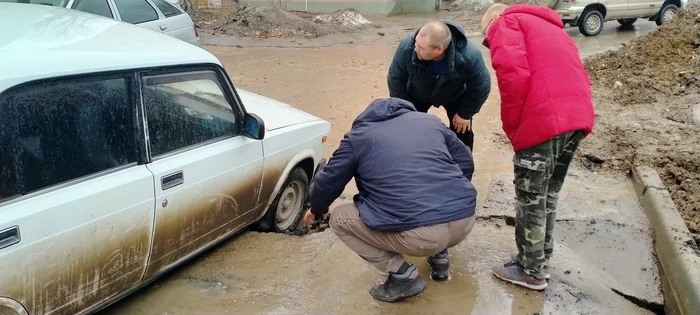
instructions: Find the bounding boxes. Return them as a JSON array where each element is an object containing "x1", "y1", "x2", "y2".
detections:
[{"x1": 256, "y1": 149, "x2": 318, "y2": 220}]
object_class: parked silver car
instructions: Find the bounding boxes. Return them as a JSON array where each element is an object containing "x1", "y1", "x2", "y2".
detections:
[{"x1": 1, "y1": 0, "x2": 201, "y2": 46}]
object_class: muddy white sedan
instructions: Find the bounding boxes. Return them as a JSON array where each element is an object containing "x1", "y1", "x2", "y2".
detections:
[{"x1": 0, "y1": 3, "x2": 330, "y2": 315}]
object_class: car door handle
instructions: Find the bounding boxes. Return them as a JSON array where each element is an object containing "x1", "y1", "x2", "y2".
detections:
[
  {"x1": 0, "y1": 226, "x2": 20, "y2": 250},
  {"x1": 160, "y1": 25, "x2": 168, "y2": 31},
  {"x1": 161, "y1": 171, "x2": 184, "y2": 190}
]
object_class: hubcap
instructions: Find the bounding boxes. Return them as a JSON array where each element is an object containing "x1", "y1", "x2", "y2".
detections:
[
  {"x1": 586, "y1": 15, "x2": 601, "y2": 33},
  {"x1": 275, "y1": 180, "x2": 303, "y2": 231},
  {"x1": 663, "y1": 8, "x2": 677, "y2": 23}
]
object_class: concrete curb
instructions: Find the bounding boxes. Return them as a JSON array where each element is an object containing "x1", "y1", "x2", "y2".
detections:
[{"x1": 631, "y1": 166, "x2": 700, "y2": 315}]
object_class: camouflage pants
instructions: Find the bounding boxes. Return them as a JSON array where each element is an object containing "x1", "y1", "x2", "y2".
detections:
[{"x1": 513, "y1": 131, "x2": 585, "y2": 279}]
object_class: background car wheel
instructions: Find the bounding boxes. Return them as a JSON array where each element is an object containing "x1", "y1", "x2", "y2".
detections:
[
  {"x1": 617, "y1": 18, "x2": 637, "y2": 26},
  {"x1": 257, "y1": 167, "x2": 309, "y2": 234},
  {"x1": 656, "y1": 4, "x2": 678, "y2": 26},
  {"x1": 578, "y1": 10, "x2": 605, "y2": 36}
]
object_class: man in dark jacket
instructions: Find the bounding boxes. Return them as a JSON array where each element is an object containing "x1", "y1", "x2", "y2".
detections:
[
  {"x1": 387, "y1": 20, "x2": 491, "y2": 151},
  {"x1": 302, "y1": 97, "x2": 477, "y2": 303}
]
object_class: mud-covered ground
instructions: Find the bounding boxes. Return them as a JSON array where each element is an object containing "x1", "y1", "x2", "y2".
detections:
[
  {"x1": 583, "y1": 5, "x2": 700, "y2": 243},
  {"x1": 96, "y1": 11, "x2": 672, "y2": 314}
]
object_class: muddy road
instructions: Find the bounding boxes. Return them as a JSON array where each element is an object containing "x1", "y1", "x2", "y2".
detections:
[{"x1": 98, "y1": 16, "x2": 664, "y2": 315}]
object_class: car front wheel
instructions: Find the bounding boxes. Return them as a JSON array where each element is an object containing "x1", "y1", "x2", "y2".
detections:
[
  {"x1": 258, "y1": 167, "x2": 310, "y2": 234},
  {"x1": 579, "y1": 10, "x2": 605, "y2": 36}
]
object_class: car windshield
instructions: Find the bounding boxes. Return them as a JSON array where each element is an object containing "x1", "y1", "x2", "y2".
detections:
[{"x1": 0, "y1": 0, "x2": 68, "y2": 7}]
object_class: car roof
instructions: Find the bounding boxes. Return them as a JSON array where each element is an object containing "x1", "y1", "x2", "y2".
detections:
[{"x1": 0, "y1": 3, "x2": 220, "y2": 92}]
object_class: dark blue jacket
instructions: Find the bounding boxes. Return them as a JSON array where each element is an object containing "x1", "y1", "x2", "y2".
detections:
[
  {"x1": 387, "y1": 21, "x2": 491, "y2": 119},
  {"x1": 310, "y1": 98, "x2": 477, "y2": 232}
]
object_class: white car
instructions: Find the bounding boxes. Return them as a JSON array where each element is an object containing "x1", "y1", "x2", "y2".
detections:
[
  {"x1": 0, "y1": 3, "x2": 330, "y2": 315},
  {"x1": 1, "y1": 0, "x2": 201, "y2": 46}
]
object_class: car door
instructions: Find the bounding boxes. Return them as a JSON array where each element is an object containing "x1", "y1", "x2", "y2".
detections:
[
  {"x1": 139, "y1": 66, "x2": 265, "y2": 278},
  {"x1": 626, "y1": 0, "x2": 662, "y2": 17},
  {"x1": 111, "y1": 0, "x2": 170, "y2": 35},
  {"x1": 148, "y1": 0, "x2": 199, "y2": 45},
  {"x1": 601, "y1": 0, "x2": 629, "y2": 19},
  {"x1": 0, "y1": 74, "x2": 155, "y2": 314}
]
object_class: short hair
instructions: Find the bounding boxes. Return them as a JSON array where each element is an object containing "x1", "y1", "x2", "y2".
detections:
[
  {"x1": 418, "y1": 21, "x2": 452, "y2": 48},
  {"x1": 481, "y1": 4, "x2": 509, "y2": 33}
]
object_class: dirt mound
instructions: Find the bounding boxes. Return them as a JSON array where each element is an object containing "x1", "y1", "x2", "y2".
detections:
[
  {"x1": 193, "y1": 5, "x2": 352, "y2": 38},
  {"x1": 580, "y1": 5, "x2": 700, "y2": 242},
  {"x1": 313, "y1": 9, "x2": 372, "y2": 27},
  {"x1": 585, "y1": 5, "x2": 700, "y2": 104}
]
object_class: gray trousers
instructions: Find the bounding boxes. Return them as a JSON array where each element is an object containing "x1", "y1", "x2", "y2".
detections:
[{"x1": 329, "y1": 203, "x2": 476, "y2": 273}]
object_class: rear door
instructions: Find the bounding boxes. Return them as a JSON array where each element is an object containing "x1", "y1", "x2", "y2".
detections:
[
  {"x1": 0, "y1": 74, "x2": 155, "y2": 314},
  {"x1": 111, "y1": 0, "x2": 170, "y2": 35},
  {"x1": 139, "y1": 66, "x2": 265, "y2": 278},
  {"x1": 605, "y1": 0, "x2": 631, "y2": 19},
  {"x1": 626, "y1": 0, "x2": 662, "y2": 17},
  {"x1": 147, "y1": 0, "x2": 198, "y2": 45}
]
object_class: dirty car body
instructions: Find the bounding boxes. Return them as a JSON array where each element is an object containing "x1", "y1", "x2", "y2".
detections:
[{"x1": 0, "y1": 4, "x2": 330, "y2": 315}]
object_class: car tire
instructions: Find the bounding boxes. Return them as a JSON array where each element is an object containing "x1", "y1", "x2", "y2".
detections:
[
  {"x1": 578, "y1": 10, "x2": 605, "y2": 36},
  {"x1": 656, "y1": 4, "x2": 679, "y2": 26},
  {"x1": 617, "y1": 18, "x2": 637, "y2": 26},
  {"x1": 256, "y1": 167, "x2": 309, "y2": 234}
]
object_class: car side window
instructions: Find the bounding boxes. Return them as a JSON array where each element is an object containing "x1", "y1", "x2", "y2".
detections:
[
  {"x1": 142, "y1": 70, "x2": 239, "y2": 157},
  {"x1": 150, "y1": 0, "x2": 182, "y2": 18},
  {"x1": 0, "y1": 77, "x2": 137, "y2": 202},
  {"x1": 113, "y1": 0, "x2": 159, "y2": 24},
  {"x1": 71, "y1": 0, "x2": 113, "y2": 18}
]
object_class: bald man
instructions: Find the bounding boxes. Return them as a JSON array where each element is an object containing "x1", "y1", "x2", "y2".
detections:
[
  {"x1": 388, "y1": 20, "x2": 491, "y2": 152},
  {"x1": 481, "y1": 4, "x2": 595, "y2": 290}
]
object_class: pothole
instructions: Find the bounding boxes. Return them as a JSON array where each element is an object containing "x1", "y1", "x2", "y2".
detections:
[{"x1": 611, "y1": 288, "x2": 665, "y2": 315}]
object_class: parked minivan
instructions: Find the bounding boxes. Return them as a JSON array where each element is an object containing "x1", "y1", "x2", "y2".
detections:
[
  {"x1": 538, "y1": 0, "x2": 686, "y2": 36},
  {"x1": 0, "y1": 3, "x2": 329, "y2": 315}
]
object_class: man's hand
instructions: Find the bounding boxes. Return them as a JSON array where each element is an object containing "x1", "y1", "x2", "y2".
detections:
[
  {"x1": 452, "y1": 115, "x2": 472, "y2": 134},
  {"x1": 302, "y1": 209, "x2": 328, "y2": 227}
]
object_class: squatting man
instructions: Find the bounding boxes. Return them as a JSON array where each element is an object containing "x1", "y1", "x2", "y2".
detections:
[{"x1": 302, "y1": 97, "x2": 478, "y2": 302}]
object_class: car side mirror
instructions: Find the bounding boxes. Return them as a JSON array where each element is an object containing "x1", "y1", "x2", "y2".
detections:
[{"x1": 243, "y1": 112, "x2": 265, "y2": 140}]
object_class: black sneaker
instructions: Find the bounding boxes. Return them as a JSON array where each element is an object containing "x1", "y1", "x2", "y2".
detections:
[
  {"x1": 369, "y1": 265, "x2": 426, "y2": 302},
  {"x1": 427, "y1": 250, "x2": 450, "y2": 282}
]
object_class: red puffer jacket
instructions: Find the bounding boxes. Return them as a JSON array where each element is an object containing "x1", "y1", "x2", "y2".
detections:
[{"x1": 485, "y1": 5, "x2": 595, "y2": 152}]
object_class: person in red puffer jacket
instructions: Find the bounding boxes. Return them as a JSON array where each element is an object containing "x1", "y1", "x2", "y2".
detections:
[{"x1": 481, "y1": 3, "x2": 595, "y2": 291}]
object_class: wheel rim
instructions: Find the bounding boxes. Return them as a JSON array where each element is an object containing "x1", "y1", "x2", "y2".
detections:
[
  {"x1": 275, "y1": 180, "x2": 304, "y2": 231},
  {"x1": 663, "y1": 8, "x2": 677, "y2": 23},
  {"x1": 586, "y1": 15, "x2": 601, "y2": 33}
]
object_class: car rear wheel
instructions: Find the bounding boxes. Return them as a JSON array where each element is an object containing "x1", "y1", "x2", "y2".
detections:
[
  {"x1": 257, "y1": 167, "x2": 309, "y2": 234},
  {"x1": 617, "y1": 18, "x2": 637, "y2": 26},
  {"x1": 579, "y1": 10, "x2": 605, "y2": 36},
  {"x1": 656, "y1": 4, "x2": 678, "y2": 26}
]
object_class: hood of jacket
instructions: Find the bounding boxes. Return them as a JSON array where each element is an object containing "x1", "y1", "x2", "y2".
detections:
[
  {"x1": 352, "y1": 97, "x2": 416, "y2": 127},
  {"x1": 502, "y1": 4, "x2": 564, "y2": 28}
]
